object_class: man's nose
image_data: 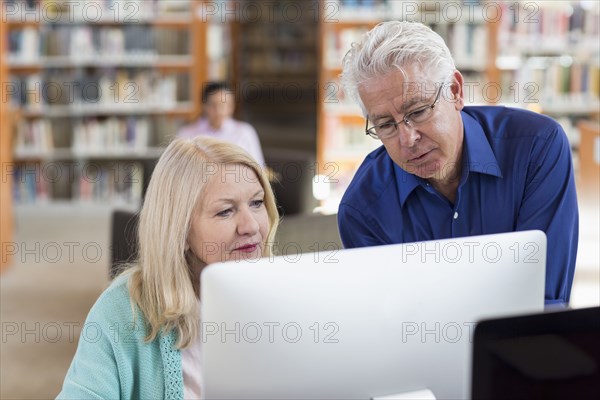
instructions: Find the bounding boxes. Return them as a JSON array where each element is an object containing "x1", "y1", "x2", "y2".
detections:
[{"x1": 397, "y1": 123, "x2": 421, "y2": 147}]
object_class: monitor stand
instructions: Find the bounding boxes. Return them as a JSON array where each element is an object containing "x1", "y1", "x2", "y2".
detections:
[{"x1": 373, "y1": 388, "x2": 436, "y2": 400}]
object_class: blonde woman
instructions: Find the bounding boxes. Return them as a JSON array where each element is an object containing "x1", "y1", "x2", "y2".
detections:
[{"x1": 57, "y1": 137, "x2": 279, "y2": 399}]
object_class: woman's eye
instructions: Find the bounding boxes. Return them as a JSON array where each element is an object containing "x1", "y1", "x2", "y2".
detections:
[
  {"x1": 251, "y1": 199, "x2": 264, "y2": 208},
  {"x1": 216, "y1": 209, "x2": 232, "y2": 217}
]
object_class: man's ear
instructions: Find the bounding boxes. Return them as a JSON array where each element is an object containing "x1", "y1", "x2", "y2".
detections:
[{"x1": 450, "y1": 70, "x2": 465, "y2": 110}]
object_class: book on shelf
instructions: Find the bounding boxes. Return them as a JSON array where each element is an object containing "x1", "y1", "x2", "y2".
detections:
[
  {"x1": 324, "y1": 26, "x2": 370, "y2": 69},
  {"x1": 498, "y1": 1, "x2": 599, "y2": 54},
  {"x1": 72, "y1": 117, "x2": 149, "y2": 154},
  {"x1": 14, "y1": 117, "x2": 155, "y2": 157},
  {"x1": 9, "y1": 70, "x2": 180, "y2": 109},
  {"x1": 73, "y1": 162, "x2": 143, "y2": 206},
  {"x1": 69, "y1": 26, "x2": 96, "y2": 59},
  {"x1": 206, "y1": 21, "x2": 230, "y2": 80},
  {"x1": 12, "y1": 163, "x2": 50, "y2": 204},
  {"x1": 5, "y1": 0, "x2": 200, "y2": 214},
  {"x1": 503, "y1": 57, "x2": 600, "y2": 109},
  {"x1": 12, "y1": 160, "x2": 144, "y2": 207},
  {"x1": 8, "y1": 22, "x2": 191, "y2": 62},
  {"x1": 8, "y1": 27, "x2": 39, "y2": 63},
  {"x1": 449, "y1": 23, "x2": 487, "y2": 71},
  {"x1": 14, "y1": 119, "x2": 54, "y2": 155},
  {"x1": 335, "y1": 0, "x2": 389, "y2": 20},
  {"x1": 3, "y1": 0, "x2": 190, "y2": 22},
  {"x1": 323, "y1": 21, "x2": 487, "y2": 71}
]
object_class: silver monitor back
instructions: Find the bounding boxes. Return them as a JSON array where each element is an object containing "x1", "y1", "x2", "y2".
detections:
[{"x1": 201, "y1": 230, "x2": 547, "y2": 399}]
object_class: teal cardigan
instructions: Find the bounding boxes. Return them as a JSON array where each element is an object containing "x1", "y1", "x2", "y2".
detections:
[{"x1": 56, "y1": 276, "x2": 184, "y2": 399}]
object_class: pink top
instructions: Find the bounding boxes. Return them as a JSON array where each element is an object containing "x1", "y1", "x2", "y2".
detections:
[
  {"x1": 177, "y1": 118, "x2": 265, "y2": 166},
  {"x1": 181, "y1": 337, "x2": 203, "y2": 400}
]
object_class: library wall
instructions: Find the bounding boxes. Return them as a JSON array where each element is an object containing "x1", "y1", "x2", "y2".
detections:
[
  {"x1": 1, "y1": 3, "x2": 13, "y2": 270},
  {"x1": 2, "y1": 0, "x2": 599, "y2": 224},
  {"x1": 3, "y1": 0, "x2": 208, "y2": 217}
]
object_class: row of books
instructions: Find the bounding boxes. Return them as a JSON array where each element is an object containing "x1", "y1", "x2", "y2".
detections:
[
  {"x1": 9, "y1": 71, "x2": 179, "y2": 107},
  {"x1": 499, "y1": 1, "x2": 599, "y2": 51},
  {"x1": 3, "y1": 0, "x2": 190, "y2": 22},
  {"x1": 324, "y1": 0, "x2": 488, "y2": 23},
  {"x1": 14, "y1": 117, "x2": 152, "y2": 155},
  {"x1": 74, "y1": 162, "x2": 143, "y2": 205},
  {"x1": 12, "y1": 163, "x2": 50, "y2": 203},
  {"x1": 506, "y1": 58, "x2": 600, "y2": 105},
  {"x1": 14, "y1": 119, "x2": 54, "y2": 155},
  {"x1": 72, "y1": 117, "x2": 150, "y2": 154},
  {"x1": 12, "y1": 161, "x2": 144, "y2": 205},
  {"x1": 436, "y1": 22, "x2": 488, "y2": 71},
  {"x1": 324, "y1": 22, "x2": 487, "y2": 71},
  {"x1": 8, "y1": 25, "x2": 189, "y2": 62}
]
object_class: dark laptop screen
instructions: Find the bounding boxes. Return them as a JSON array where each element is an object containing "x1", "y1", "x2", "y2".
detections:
[{"x1": 472, "y1": 307, "x2": 600, "y2": 400}]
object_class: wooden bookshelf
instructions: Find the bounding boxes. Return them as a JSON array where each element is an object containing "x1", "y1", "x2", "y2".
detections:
[
  {"x1": 495, "y1": 2, "x2": 600, "y2": 114},
  {"x1": 316, "y1": 0, "x2": 600, "y2": 213},
  {"x1": 316, "y1": 17, "x2": 374, "y2": 213},
  {"x1": 1, "y1": 4, "x2": 14, "y2": 271},
  {"x1": 3, "y1": 0, "x2": 211, "y2": 214},
  {"x1": 230, "y1": 0, "x2": 318, "y2": 151},
  {"x1": 577, "y1": 120, "x2": 600, "y2": 204}
]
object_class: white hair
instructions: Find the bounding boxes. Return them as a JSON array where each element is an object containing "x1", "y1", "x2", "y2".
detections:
[{"x1": 340, "y1": 21, "x2": 456, "y2": 114}]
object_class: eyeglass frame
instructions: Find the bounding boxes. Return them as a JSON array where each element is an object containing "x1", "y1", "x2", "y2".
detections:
[{"x1": 364, "y1": 83, "x2": 445, "y2": 140}]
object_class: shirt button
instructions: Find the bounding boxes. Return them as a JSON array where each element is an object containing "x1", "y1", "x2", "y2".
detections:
[{"x1": 453, "y1": 212, "x2": 459, "y2": 219}]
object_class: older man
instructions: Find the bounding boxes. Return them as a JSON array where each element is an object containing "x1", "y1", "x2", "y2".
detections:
[{"x1": 338, "y1": 21, "x2": 578, "y2": 306}]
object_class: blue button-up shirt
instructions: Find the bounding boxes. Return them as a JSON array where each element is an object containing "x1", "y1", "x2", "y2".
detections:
[{"x1": 338, "y1": 106, "x2": 579, "y2": 305}]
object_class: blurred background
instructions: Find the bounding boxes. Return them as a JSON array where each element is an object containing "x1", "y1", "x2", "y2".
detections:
[{"x1": 1, "y1": 0, "x2": 598, "y2": 397}]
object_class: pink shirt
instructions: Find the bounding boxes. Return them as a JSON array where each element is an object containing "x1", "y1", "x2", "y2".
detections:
[
  {"x1": 181, "y1": 337, "x2": 203, "y2": 399},
  {"x1": 177, "y1": 118, "x2": 265, "y2": 166}
]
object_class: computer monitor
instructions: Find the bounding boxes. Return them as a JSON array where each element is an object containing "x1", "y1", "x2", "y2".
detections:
[
  {"x1": 200, "y1": 230, "x2": 547, "y2": 399},
  {"x1": 472, "y1": 306, "x2": 600, "y2": 400}
]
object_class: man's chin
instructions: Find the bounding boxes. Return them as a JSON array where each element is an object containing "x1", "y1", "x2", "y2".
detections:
[{"x1": 403, "y1": 163, "x2": 441, "y2": 179}]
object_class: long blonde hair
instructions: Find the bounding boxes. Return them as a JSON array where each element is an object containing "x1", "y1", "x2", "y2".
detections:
[{"x1": 125, "y1": 137, "x2": 279, "y2": 349}]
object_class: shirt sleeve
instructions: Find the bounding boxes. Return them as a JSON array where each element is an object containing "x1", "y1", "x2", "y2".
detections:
[
  {"x1": 516, "y1": 125, "x2": 579, "y2": 305},
  {"x1": 338, "y1": 203, "x2": 389, "y2": 248}
]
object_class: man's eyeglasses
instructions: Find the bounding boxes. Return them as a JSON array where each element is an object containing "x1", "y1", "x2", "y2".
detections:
[{"x1": 365, "y1": 84, "x2": 444, "y2": 140}]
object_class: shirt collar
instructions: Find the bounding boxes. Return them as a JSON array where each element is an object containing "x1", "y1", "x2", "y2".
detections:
[
  {"x1": 394, "y1": 163, "x2": 422, "y2": 207},
  {"x1": 461, "y1": 111, "x2": 502, "y2": 178},
  {"x1": 394, "y1": 110, "x2": 503, "y2": 207}
]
